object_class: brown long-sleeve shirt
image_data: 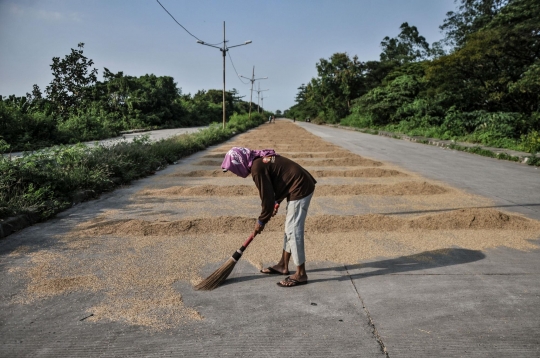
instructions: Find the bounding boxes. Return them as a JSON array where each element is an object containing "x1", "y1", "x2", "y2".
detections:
[{"x1": 251, "y1": 155, "x2": 316, "y2": 224}]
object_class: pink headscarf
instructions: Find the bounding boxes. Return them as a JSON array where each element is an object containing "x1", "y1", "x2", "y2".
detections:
[{"x1": 221, "y1": 147, "x2": 278, "y2": 178}]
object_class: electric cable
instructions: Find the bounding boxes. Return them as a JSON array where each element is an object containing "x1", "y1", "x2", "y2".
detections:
[
  {"x1": 156, "y1": 0, "x2": 201, "y2": 41},
  {"x1": 227, "y1": 51, "x2": 250, "y2": 85},
  {"x1": 156, "y1": 1, "x2": 224, "y2": 47}
]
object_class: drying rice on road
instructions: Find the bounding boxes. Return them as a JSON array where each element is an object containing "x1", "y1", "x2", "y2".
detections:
[{"x1": 6, "y1": 121, "x2": 540, "y2": 330}]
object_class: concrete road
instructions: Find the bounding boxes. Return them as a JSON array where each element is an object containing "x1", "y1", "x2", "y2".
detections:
[
  {"x1": 5, "y1": 126, "x2": 207, "y2": 159},
  {"x1": 296, "y1": 121, "x2": 540, "y2": 221},
  {"x1": 296, "y1": 121, "x2": 540, "y2": 357},
  {"x1": 1, "y1": 120, "x2": 539, "y2": 357},
  {"x1": 89, "y1": 127, "x2": 207, "y2": 147}
]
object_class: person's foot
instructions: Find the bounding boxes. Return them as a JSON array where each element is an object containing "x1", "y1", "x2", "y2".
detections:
[
  {"x1": 260, "y1": 264, "x2": 289, "y2": 275},
  {"x1": 277, "y1": 274, "x2": 307, "y2": 287}
]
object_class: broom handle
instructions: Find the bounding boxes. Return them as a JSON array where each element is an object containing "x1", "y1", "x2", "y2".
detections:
[
  {"x1": 242, "y1": 231, "x2": 258, "y2": 249},
  {"x1": 242, "y1": 203, "x2": 277, "y2": 248},
  {"x1": 232, "y1": 231, "x2": 258, "y2": 262}
]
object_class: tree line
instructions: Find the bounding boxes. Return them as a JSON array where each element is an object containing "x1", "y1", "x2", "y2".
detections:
[
  {"x1": 0, "y1": 43, "x2": 267, "y2": 152},
  {"x1": 285, "y1": 0, "x2": 540, "y2": 153}
]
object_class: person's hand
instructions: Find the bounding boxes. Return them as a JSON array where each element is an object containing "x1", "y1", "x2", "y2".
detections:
[
  {"x1": 255, "y1": 220, "x2": 265, "y2": 234},
  {"x1": 272, "y1": 203, "x2": 280, "y2": 217}
]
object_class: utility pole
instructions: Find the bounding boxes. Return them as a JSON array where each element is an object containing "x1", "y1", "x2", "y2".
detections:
[
  {"x1": 240, "y1": 66, "x2": 267, "y2": 121},
  {"x1": 197, "y1": 22, "x2": 251, "y2": 129},
  {"x1": 253, "y1": 82, "x2": 269, "y2": 113},
  {"x1": 260, "y1": 93, "x2": 268, "y2": 114}
]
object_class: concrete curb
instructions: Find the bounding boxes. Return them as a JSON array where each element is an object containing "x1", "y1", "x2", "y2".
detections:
[
  {"x1": 326, "y1": 124, "x2": 534, "y2": 165},
  {"x1": 119, "y1": 128, "x2": 152, "y2": 135},
  {"x1": 0, "y1": 189, "x2": 95, "y2": 240},
  {"x1": 0, "y1": 211, "x2": 40, "y2": 240}
]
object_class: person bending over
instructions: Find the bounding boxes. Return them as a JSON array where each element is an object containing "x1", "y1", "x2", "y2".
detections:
[{"x1": 221, "y1": 147, "x2": 316, "y2": 287}]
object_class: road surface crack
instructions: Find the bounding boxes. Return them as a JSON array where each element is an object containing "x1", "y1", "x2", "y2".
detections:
[{"x1": 345, "y1": 264, "x2": 390, "y2": 357}]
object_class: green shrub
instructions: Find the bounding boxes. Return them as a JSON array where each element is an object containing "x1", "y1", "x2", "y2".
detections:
[
  {"x1": 341, "y1": 110, "x2": 374, "y2": 128},
  {"x1": 0, "y1": 113, "x2": 264, "y2": 221},
  {"x1": 521, "y1": 130, "x2": 540, "y2": 154},
  {"x1": 527, "y1": 155, "x2": 540, "y2": 166},
  {"x1": 0, "y1": 100, "x2": 59, "y2": 151},
  {"x1": 57, "y1": 112, "x2": 118, "y2": 143}
]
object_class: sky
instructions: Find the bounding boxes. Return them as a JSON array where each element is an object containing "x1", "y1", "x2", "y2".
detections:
[{"x1": 0, "y1": 0, "x2": 457, "y2": 112}]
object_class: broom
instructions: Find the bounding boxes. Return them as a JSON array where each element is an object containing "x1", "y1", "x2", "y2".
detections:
[{"x1": 194, "y1": 231, "x2": 258, "y2": 291}]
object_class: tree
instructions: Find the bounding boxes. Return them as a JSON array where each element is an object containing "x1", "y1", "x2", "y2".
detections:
[
  {"x1": 362, "y1": 61, "x2": 398, "y2": 89},
  {"x1": 45, "y1": 43, "x2": 98, "y2": 117},
  {"x1": 428, "y1": 0, "x2": 540, "y2": 114},
  {"x1": 509, "y1": 61, "x2": 540, "y2": 113},
  {"x1": 354, "y1": 63, "x2": 428, "y2": 126},
  {"x1": 440, "y1": 0, "x2": 511, "y2": 48},
  {"x1": 295, "y1": 84, "x2": 308, "y2": 103},
  {"x1": 380, "y1": 22, "x2": 431, "y2": 63},
  {"x1": 313, "y1": 52, "x2": 366, "y2": 121}
]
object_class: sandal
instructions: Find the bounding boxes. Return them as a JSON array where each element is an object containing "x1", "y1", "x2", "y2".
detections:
[
  {"x1": 277, "y1": 277, "x2": 308, "y2": 287},
  {"x1": 260, "y1": 267, "x2": 289, "y2": 275}
]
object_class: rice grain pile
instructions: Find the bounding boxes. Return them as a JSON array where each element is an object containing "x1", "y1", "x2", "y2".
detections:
[
  {"x1": 8, "y1": 120, "x2": 540, "y2": 331},
  {"x1": 170, "y1": 168, "x2": 407, "y2": 178},
  {"x1": 137, "y1": 182, "x2": 447, "y2": 197}
]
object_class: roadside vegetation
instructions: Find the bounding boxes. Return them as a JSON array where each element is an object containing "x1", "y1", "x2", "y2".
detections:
[
  {"x1": 0, "y1": 112, "x2": 265, "y2": 221},
  {"x1": 286, "y1": 0, "x2": 540, "y2": 156},
  {"x1": 0, "y1": 43, "x2": 269, "y2": 152}
]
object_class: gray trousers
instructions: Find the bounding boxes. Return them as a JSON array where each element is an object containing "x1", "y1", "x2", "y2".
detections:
[{"x1": 283, "y1": 192, "x2": 313, "y2": 266}]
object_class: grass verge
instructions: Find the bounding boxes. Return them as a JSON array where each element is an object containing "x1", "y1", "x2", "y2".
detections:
[
  {"x1": 0, "y1": 113, "x2": 264, "y2": 222},
  {"x1": 332, "y1": 124, "x2": 538, "y2": 167}
]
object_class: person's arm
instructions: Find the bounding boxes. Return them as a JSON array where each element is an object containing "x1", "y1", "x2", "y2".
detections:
[{"x1": 252, "y1": 170, "x2": 275, "y2": 225}]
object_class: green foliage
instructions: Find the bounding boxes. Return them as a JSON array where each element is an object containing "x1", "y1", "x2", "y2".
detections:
[
  {"x1": 440, "y1": 0, "x2": 510, "y2": 48},
  {"x1": 0, "y1": 100, "x2": 59, "y2": 151},
  {"x1": 509, "y1": 61, "x2": 540, "y2": 110},
  {"x1": 527, "y1": 154, "x2": 540, "y2": 166},
  {"x1": 352, "y1": 63, "x2": 427, "y2": 126},
  {"x1": 288, "y1": 0, "x2": 539, "y2": 153},
  {"x1": 427, "y1": 0, "x2": 540, "y2": 115},
  {"x1": 521, "y1": 130, "x2": 540, "y2": 154},
  {"x1": 448, "y1": 143, "x2": 521, "y2": 161},
  {"x1": 341, "y1": 109, "x2": 374, "y2": 129},
  {"x1": 380, "y1": 22, "x2": 431, "y2": 63},
  {"x1": 0, "y1": 113, "x2": 264, "y2": 220},
  {"x1": 45, "y1": 43, "x2": 98, "y2": 117},
  {"x1": 1, "y1": 44, "x2": 259, "y2": 151},
  {"x1": 0, "y1": 139, "x2": 10, "y2": 154}
]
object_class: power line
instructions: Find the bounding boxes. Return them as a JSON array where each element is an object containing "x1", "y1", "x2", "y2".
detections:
[
  {"x1": 227, "y1": 51, "x2": 249, "y2": 85},
  {"x1": 197, "y1": 22, "x2": 252, "y2": 128},
  {"x1": 240, "y1": 66, "x2": 268, "y2": 120},
  {"x1": 155, "y1": 0, "x2": 201, "y2": 41}
]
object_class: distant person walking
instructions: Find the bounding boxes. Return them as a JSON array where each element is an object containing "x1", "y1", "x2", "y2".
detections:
[
  {"x1": 272, "y1": 115, "x2": 276, "y2": 123},
  {"x1": 268, "y1": 115, "x2": 272, "y2": 123}
]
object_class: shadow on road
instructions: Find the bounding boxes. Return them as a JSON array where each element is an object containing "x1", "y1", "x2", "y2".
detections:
[
  {"x1": 377, "y1": 203, "x2": 540, "y2": 216},
  {"x1": 222, "y1": 248, "x2": 485, "y2": 287}
]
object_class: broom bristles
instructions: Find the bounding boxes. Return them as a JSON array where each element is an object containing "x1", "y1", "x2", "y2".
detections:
[{"x1": 194, "y1": 257, "x2": 237, "y2": 291}]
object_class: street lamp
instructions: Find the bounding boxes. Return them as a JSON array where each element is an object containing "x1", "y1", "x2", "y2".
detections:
[
  {"x1": 197, "y1": 22, "x2": 252, "y2": 129},
  {"x1": 253, "y1": 82, "x2": 269, "y2": 113},
  {"x1": 240, "y1": 66, "x2": 267, "y2": 121}
]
